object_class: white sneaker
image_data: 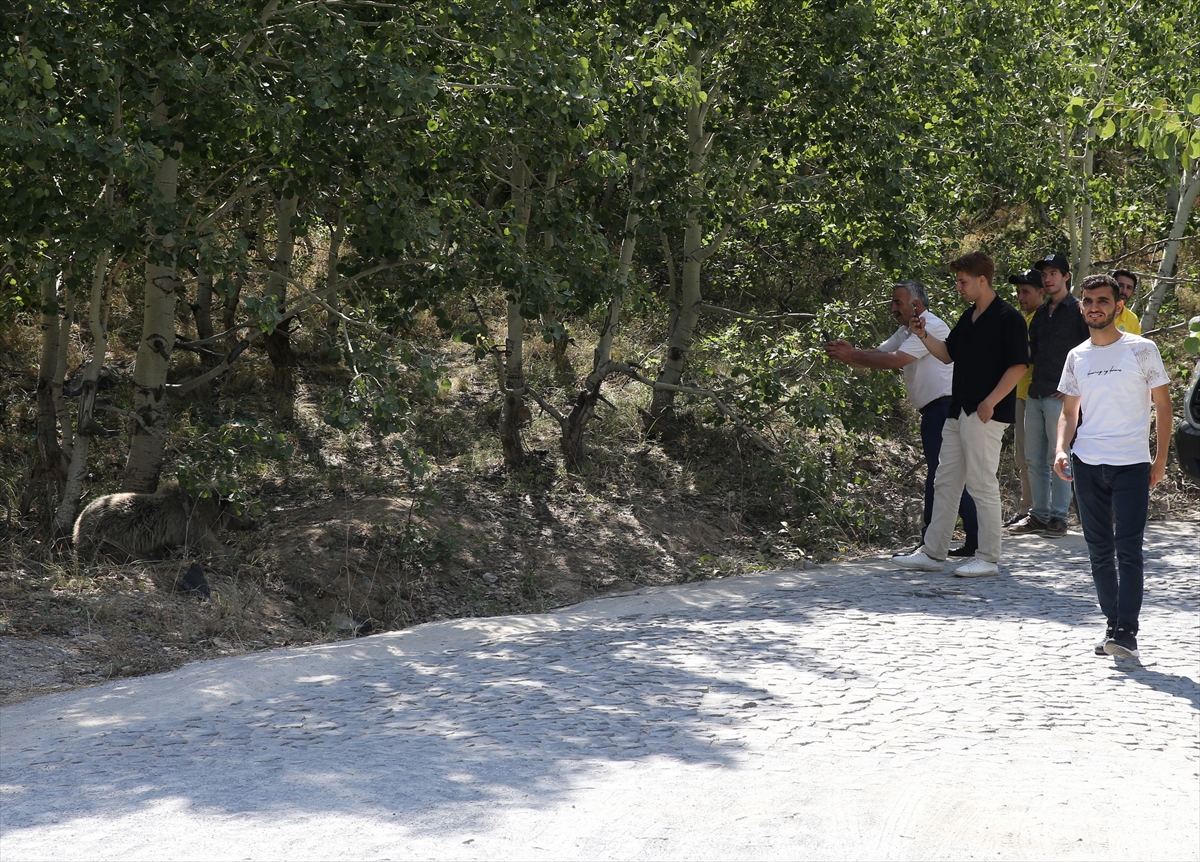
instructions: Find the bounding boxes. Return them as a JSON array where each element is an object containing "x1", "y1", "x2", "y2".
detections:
[
  {"x1": 893, "y1": 550, "x2": 945, "y2": 571},
  {"x1": 953, "y1": 558, "x2": 999, "y2": 577}
]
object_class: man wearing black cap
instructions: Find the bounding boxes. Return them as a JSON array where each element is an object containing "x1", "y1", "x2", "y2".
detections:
[
  {"x1": 1005, "y1": 269, "x2": 1045, "y2": 524},
  {"x1": 1009, "y1": 252, "x2": 1089, "y2": 539}
]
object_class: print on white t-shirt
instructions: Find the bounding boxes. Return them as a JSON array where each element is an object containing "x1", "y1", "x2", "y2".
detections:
[{"x1": 1057, "y1": 333, "x2": 1169, "y2": 466}]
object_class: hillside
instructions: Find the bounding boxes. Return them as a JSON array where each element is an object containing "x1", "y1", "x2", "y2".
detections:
[{"x1": 4, "y1": 316, "x2": 1198, "y2": 706}]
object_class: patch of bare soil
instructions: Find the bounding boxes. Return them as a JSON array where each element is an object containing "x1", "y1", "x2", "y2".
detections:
[{"x1": 0, "y1": 459, "x2": 793, "y2": 706}]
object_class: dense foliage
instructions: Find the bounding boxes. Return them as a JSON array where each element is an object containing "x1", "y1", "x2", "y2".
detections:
[{"x1": 2, "y1": 0, "x2": 1197, "y2": 531}]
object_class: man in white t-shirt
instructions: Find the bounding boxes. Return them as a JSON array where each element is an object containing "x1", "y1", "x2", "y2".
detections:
[
  {"x1": 1054, "y1": 274, "x2": 1172, "y2": 661},
  {"x1": 825, "y1": 280, "x2": 978, "y2": 555}
]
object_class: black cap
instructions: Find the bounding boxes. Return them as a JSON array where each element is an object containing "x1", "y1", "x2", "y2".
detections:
[
  {"x1": 1033, "y1": 252, "x2": 1070, "y2": 275},
  {"x1": 1007, "y1": 269, "x2": 1044, "y2": 287}
]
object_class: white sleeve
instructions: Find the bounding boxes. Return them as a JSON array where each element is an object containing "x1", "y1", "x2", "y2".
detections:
[
  {"x1": 1058, "y1": 351, "x2": 1081, "y2": 396},
  {"x1": 896, "y1": 330, "x2": 928, "y2": 360},
  {"x1": 878, "y1": 328, "x2": 907, "y2": 353},
  {"x1": 1132, "y1": 340, "x2": 1170, "y2": 388}
]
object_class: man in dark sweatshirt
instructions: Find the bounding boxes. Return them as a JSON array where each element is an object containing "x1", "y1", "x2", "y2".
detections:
[{"x1": 1008, "y1": 252, "x2": 1089, "y2": 539}]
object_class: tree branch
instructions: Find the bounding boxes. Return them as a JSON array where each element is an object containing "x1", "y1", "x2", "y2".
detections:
[
  {"x1": 601, "y1": 361, "x2": 779, "y2": 457},
  {"x1": 696, "y1": 303, "x2": 816, "y2": 323}
]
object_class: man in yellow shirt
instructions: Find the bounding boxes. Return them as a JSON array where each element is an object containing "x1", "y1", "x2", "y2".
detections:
[
  {"x1": 1006, "y1": 269, "x2": 1045, "y2": 524},
  {"x1": 1111, "y1": 269, "x2": 1142, "y2": 334}
]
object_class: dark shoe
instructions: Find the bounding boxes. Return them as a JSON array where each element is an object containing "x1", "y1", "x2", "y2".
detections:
[
  {"x1": 1094, "y1": 623, "x2": 1115, "y2": 656},
  {"x1": 1006, "y1": 514, "x2": 1048, "y2": 535},
  {"x1": 1104, "y1": 628, "x2": 1139, "y2": 659},
  {"x1": 948, "y1": 545, "x2": 978, "y2": 558},
  {"x1": 1003, "y1": 511, "x2": 1029, "y2": 527},
  {"x1": 1039, "y1": 517, "x2": 1068, "y2": 538}
]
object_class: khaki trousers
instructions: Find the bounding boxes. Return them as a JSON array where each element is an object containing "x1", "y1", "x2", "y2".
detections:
[{"x1": 922, "y1": 409, "x2": 1008, "y2": 563}]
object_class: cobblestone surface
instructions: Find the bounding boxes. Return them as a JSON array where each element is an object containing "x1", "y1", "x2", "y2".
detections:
[{"x1": 2, "y1": 523, "x2": 1197, "y2": 860}]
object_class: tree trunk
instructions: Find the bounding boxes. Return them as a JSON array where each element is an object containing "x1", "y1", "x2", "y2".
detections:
[
  {"x1": 123, "y1": 92, "x2": 181, "y2": 493},
  {"x1": 1077, "y1": 135, "x2": 1094, "y2": 286},
  {"x1": 562, "y1": 157, "x2": 644, "y2": 464},
  {"x1": 265, "y1": 191, "x2": 299, "y2": 395},
  {"x1": 1065, "y1": 125, "x2": 1094, "y2": 290},
  {"x1": 53, "y1": 270, "x2": 76, "y2": 457},
  {"x1": 1080, "y1": 130, "x2": 1099, "y2": 286},
  {"x1": 536, "y1": 170, "x2": 570, "y2": 371},
  {"x1": 1142, "y1": 159, "x2": 1199, "y2": 331},
  {"x1": 24, "y1": 268, "x2": 70, "y2": 516},
  {"x1": 500, "y1": 154, "x2": 532, "y2": 466},
  {"x1": 648, "y1": 50, "x2": 712, "y2": 425},
  {"x1": 223, "y1": 197, "x2": 256, "y2": 334},
  {"x1": 192, "y1": 271, "x2": 216, "y2": 368},
  {"x1": 324, "y1": 206, "x2": 346, "y2": 340},
  {"x1": 54, "y1": 248, "x2": 111, "y2": 537},
  {"x1": 1063, "y1": 126, "x2": 1080, "y2": 286}
]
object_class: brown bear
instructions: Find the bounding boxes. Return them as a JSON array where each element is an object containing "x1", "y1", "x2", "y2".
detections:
[{"x1": 73, "y1": 483, "x2": 254, "y2": 561}]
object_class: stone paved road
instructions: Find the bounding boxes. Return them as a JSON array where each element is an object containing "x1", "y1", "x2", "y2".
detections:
[{"x1": 2, "y1": 523, "x2": 1197, "y2": 861}]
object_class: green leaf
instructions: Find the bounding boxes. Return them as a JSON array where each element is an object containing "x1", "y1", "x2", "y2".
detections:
[
  {"x1": 1098, "y1": 117, "x2": 1116, "y2": 140},
  {"x1": 1184, "y1": 336, "x2": 1199, "y2": 356}
]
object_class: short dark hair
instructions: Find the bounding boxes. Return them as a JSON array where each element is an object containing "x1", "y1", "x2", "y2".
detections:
[
  {"x1": 1080, "y1": 273, "x2": 1120, "y2": 303},
  {"x1": 893, "y1": 280, "x2": 930, "y2": 309},
  {"x1": 949, "y1": 251, "x2": 995, "y2": 284},
  {"x1": 1111, "y1": 269, "x2": 1138, "y2": 288}
]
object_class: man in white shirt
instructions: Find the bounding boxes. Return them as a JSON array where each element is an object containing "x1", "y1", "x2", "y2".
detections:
[
  {"x1": 825, "y1": 280, "x2": 978, "y2": 556},
  {"x1": 1054, "y1": 274, "x2": 1172, "y2": 660}
]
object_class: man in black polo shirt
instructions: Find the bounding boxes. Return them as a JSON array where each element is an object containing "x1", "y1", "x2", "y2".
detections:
[
  {"x1": 896, "y1": 251, "x2": 1029, "y2": 577},
  {"x1": 1008, "y1": 252, "x2": 1090, "y2": 539}
]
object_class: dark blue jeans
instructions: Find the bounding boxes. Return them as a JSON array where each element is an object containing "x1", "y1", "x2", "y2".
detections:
[
  {"x1": 1072, "y1": 456, "x2": 1149, "y2": 634},
  {"x1": 920, "y1": 397, "x2": 979, "y2": 548}
]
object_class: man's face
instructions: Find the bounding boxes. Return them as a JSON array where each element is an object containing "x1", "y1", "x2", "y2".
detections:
[
  {"x1": 1016, "y1": 284, "x2": 1045, "y2": 314},
  {"x1": 1080, "y1": 288, "x2": 1123, "y2": 330},
  {"x1": 954, "y1": 271, "x2": 988, "y2": 304},
  {"x1": 890, "y1": 287, "x2": 918, "y2": 325},
  {"x1": 1040, "y1": 266, "x2": 1069, "y2": 296},
  {"x1": 1116, "y1": 276, "x2": 1136, "y2": 306}
]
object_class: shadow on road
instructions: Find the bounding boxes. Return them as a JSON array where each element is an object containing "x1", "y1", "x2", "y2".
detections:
[{"x1": 2, "y1": 523, "x2": 1195, "y2": 837}]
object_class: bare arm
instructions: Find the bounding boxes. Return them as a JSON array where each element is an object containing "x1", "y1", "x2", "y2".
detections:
[
  {"x1": 977, "y1": 364, "x2": 1028, "y2": 422},
  {"x1": 824, "y1": 340, "x2": 916, "y2": 369},
  {"x1": 1150, "y1": 383, "x2": 1172, "y2": 488},
  {"x1": 908, "y1": 314, "x2": 951, "y2": 363},
  {"x1": 1053, "y1": 394, "x2": 1082, "y2": 481}
]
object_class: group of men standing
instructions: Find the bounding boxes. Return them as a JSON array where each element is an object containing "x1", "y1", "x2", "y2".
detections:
[{"x1": 825, "y1": 252, "x2": 1172, "y2": 660}]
